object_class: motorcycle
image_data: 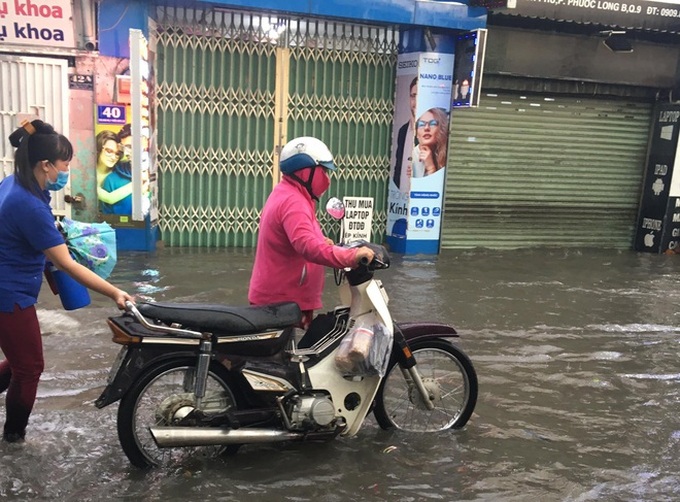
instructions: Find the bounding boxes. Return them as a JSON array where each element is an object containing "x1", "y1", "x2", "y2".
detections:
[{"x1": 95, "y1": 198, "x2": 478, "y2": 468}]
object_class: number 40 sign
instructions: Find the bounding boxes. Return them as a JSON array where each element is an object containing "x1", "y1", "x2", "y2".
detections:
[{"x1": 97, "y1": 104, "x2": 127, "y2": 125}]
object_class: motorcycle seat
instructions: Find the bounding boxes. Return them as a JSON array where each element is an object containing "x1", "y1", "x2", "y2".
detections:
[{"x1": 137, "y1": 301, "x2": 302, "y2": 335}]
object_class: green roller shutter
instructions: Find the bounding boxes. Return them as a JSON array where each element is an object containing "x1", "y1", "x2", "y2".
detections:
[
  {"x1": 154, "y1": 7, "x2": 395, "y2": 248},
  {"x1": 442, "y1": 91, "x2": 653, "y2": 249}
]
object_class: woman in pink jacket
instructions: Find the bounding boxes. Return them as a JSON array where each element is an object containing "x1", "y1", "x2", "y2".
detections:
[{"x1": 248, "y1": 137, "x2": 374, "y2": 327}]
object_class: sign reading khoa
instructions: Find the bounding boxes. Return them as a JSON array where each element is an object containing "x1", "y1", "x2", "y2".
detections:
[{"x1": 0, "y1": 0, "x2": 75, "y2": 48}]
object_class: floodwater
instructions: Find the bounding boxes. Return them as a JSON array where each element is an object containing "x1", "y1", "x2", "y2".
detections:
[{"x1": 1, "y1": 247, "x2": 679, "y2": 501}]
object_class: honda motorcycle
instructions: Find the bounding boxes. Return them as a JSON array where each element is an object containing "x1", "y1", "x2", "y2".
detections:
[{"x1": 95, "y1": 198, "x2": 478, "y2": 468}]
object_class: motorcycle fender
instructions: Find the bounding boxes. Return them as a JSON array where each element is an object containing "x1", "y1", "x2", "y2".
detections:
[
  {"x1": 391, "y1": 321, "x2": 458, "y2": 369},
  {"x1": 94, "y1": 345, "x2": 197, "y2": 409},
  {"x1": 396, "y1": 321, "x2": 458, "y2": 344}
]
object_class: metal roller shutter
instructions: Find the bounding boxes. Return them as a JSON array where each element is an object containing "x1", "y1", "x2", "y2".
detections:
[
  {"x1": 154, "y1": 7, "x2": 396, "y2": 247},
  {"x1": 442, "y1": 91, "x2": 653, "y2": 249}
]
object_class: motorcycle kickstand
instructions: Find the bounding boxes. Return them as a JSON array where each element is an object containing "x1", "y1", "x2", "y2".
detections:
[{"x1": 399, "y1": 365, "x2": 435, "y2": 411}]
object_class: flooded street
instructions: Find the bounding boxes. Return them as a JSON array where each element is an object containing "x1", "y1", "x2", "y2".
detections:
[{"x1": 1, "y1": 247, "x2": 679, "y2": 501}]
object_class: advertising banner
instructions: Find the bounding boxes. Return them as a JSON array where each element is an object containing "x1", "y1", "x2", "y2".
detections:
[
  {"x1": 0, "y1": 0, "x2": 75, "y2": 48},
  {"x1": 662, "y1": 115, "x2": 680, "y2": 254},
  {"x1": 634, "y1": 103, "x2": 680, "y2": 254},
  {"x1": 386, "y1": 47, "x2": 455, "y2": 254}
]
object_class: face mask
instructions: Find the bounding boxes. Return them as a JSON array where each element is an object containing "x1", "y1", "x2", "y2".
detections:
[
  {"x1": 289, "y1": 167, "x2": 331, "y2": 201},
  {"x1": 310, "y1": 168, "x2": 331, "y2": 198},
  {"x1": 45, "y1": 164, "x2": 69, "y2": 191}
]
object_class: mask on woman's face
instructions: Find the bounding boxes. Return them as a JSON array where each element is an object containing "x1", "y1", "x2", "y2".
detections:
[
  {"x1": 310, "y1": 168, "x2": 331, "y2": 198},
  {"x1": 45, "y1": 164, "x2": 69, "y2": 191},
  {"x1": 293, "y1": 167, "x2": 331, "y2": 200}
]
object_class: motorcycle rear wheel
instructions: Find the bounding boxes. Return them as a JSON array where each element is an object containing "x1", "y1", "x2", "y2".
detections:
[
  {"x1": 373, "y1": 339, "x2": 477, "y2": 431},
  {"x1": 117, "y1": 359, "x2": 240, "y2": 468}
]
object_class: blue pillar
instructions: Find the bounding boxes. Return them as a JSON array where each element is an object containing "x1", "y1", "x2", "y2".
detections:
[{"x1": 98, "y1": 0, "x2": 150, "y2": 57}]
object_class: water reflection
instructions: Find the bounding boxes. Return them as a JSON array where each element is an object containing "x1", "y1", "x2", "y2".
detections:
[{"x1": 0, "y1": 247, "x2": 678, "y2": 500}]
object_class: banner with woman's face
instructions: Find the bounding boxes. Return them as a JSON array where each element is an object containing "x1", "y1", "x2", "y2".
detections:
[{"x1": 386, "y1": 47, "x2": 454, "y2": 255}]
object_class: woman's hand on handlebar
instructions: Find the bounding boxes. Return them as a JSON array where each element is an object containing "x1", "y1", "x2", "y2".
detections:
[{"x1": 354, "y1": 246, "x2": 375, "y2": 266}]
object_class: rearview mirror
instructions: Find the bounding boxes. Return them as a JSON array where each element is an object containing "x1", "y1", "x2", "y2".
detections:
[{"x1": 326, "y1": 197, "x2": 345, "y2": 220}]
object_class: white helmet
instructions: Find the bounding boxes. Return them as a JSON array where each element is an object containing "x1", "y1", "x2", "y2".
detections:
[{"x1": 279, "y1": 137, "x2": 335, "y2": 174}]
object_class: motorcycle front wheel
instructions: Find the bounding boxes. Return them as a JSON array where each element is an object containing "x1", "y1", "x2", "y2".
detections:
[
  {"x1": 373, "y1": 339, "x2": 478, "y2": 432},
  {"x1": 117, "y1": 359, "x2": 239, "y2": 468}
]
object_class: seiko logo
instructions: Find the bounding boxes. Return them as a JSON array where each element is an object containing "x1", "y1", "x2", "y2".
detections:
[{"x1": 398, "y1": 60, "x2": 418, "y2": 69}]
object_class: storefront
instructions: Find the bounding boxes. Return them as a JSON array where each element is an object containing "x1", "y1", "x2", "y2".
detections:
[
  {"x1": 441, "y1": 0, "x2": 680, "y2": 249},
  {"x1": 9, "y1": 1, "x2": 674, "y2": 251},
  {"x1": 95, "y1": 0, "x2": 489, "y2": 248},
  {"x1": 2, "y1": 1, "x2": 492, "y2": 250}
]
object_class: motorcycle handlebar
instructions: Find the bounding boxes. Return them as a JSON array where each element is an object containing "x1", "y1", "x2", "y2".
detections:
[
  {"x1": 342, "y1": 241, "x2": 390, "y2": 270},
  {"x1": 372, "y1": 257, "x2": 388, "y2": 268}
]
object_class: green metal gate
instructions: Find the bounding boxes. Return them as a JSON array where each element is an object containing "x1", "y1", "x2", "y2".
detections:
[
  {"x1": 443, "y1": 91, "x2": 653, "y2": 249},
  {"x1": 154, "y1": 8, "x2": 396, "y2": 247}
]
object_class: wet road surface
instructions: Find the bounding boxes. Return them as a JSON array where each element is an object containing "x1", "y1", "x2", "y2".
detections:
[{"x1": 1, "y1": 247, "x2": 679, "y2": 501}]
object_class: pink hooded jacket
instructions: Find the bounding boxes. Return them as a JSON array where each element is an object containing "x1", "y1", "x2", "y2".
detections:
[{"x1": 248, "y1": 176, "x2": 358, "y2": 311}]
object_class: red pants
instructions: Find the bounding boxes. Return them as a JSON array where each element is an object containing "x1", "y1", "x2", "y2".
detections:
[{"x1": 0, "y1": 304, "x2": 45, "y2": 437}]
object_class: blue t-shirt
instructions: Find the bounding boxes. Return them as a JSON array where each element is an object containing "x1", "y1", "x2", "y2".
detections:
[{"x1": 0, "y1": 175, "x2": 64, "y2": 312}]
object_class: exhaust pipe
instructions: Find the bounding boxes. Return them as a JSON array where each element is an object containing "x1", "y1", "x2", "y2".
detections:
[{"x1": 150, "y1": 427, "x2": 303, "y2": 448}]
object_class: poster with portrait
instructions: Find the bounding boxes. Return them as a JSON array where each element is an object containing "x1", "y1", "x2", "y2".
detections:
[
  {"x1": 386, "y1": 53, "x2": 419, "y2": 252},
  {"x1": 94, "y1": 104, "x2": 135, "y2": 220},
  {"x1": 408, "y1": 52, "x2": 454, "y2": 245},
  {"x1": 386, "y1": 49, "x2": 454, "y2": 255}
]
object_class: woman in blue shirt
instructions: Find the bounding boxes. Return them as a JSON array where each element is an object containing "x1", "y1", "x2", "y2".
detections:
[{"x1": 0, "y1": 120, "x2": 134, "y2": 443}]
